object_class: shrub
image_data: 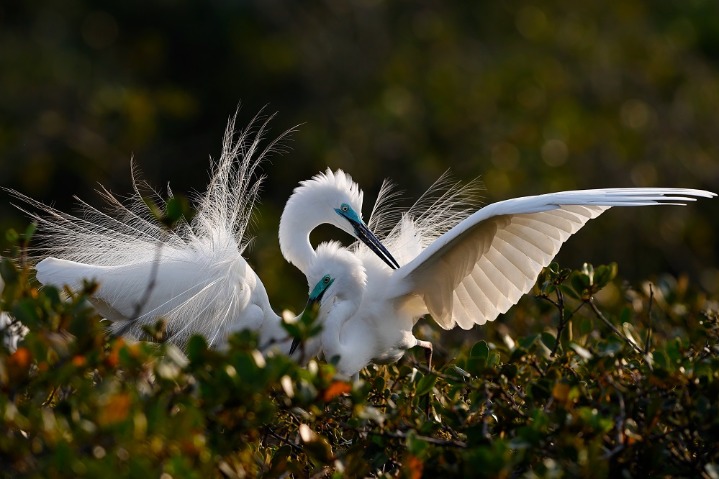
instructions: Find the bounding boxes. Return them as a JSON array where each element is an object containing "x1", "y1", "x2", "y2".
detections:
[{"x1": 1, "y1": 229, "x2": 718, "y2": 478}]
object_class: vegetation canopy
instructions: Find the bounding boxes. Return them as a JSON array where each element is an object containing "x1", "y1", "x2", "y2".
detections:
[{"x1": 1, "y1": 225, "x2": 718, "y2": 478}]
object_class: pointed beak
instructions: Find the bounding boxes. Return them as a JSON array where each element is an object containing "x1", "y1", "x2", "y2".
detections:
[
  {"x1": 289, "y1": 337, "x2": 301, "y2": 355},
  {"x1": 289, "y1": 286, "x2": 326, "y2": 356},
  {"x1": 351, "y1": 220, "x2": 400, "y2": 270}
]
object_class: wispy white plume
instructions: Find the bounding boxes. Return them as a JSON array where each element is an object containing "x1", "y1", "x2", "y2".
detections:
[
  {"x1": 360, "y1": 171, "x2": 484, "y2": 265},
  {"x1": 5, "y1": 108, "x2": 295, "y2": 346}
]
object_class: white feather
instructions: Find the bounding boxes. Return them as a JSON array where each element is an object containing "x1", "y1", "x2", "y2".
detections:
[
  {"x1": 395, "y1": 188, "x2": 715, "y2": 329},
  {"x1": 9, "y1": 110, "x2": 292, "y2": 348},
  {"x1": 309, "y1": 181, "x2": 716, "y2": 377}
]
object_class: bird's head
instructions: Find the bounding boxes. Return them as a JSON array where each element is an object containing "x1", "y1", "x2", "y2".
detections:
[
  {"x1": 290, "y1": 242, "x2": 366, "y2": 355},
  {"x1": 307, "y1": 241, "x2": 367, "y2": 306},
  {"x1": 281, "y1": 168, "x2": 399, "y2": 269}
]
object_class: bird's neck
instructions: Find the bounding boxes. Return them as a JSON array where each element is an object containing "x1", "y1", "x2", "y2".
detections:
[{"x1": 279, "y1": 192, "x2": 330, "y2": 274}]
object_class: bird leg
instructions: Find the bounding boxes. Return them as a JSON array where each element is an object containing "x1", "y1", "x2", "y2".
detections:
[{"x1": 416, "y1": 340, "x2": 433, "y2": 371}]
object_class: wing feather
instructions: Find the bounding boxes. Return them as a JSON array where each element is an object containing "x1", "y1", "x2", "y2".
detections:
[
  {"x1": 460, "y1": 271, "x2": 493, "y2": 325},
  {"x1": 392, "y1": 188, "x2": 715, "y2": 329},
  {"x1": 452, "y1": 284, "x2": 475, "y2": 329}
]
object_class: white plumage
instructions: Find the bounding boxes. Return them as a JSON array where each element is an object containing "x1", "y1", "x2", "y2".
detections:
[
  {"x1": 10, "y1": 113, "x2": 286, "y2": 348},
  {"x1": 7, "y1": 113, "x2": 399, "y2": 352},
  {"x1": 0, "y1": 273, "x2": 28, "y2": 352},
  {"x1": 300, "y1": 175, "x2": 716, "y2": 377}
]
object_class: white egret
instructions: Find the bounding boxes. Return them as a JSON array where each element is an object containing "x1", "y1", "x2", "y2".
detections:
[
  {"x1": 0, "y1": 273, "x2": 28, "y2": 353},
  {"x1": 5, "y1": 112, "x2": 397, "y2": 352},
  {"x1": 292, "y1": 176, "x2": 716, "y2": 377}
]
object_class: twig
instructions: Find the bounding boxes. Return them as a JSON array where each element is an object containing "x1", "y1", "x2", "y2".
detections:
[
  {"x1": 369, "y1": 429, "x2": 467, "y2": 448},
  {"x1": 538, "y1": 290, "x2": 586, "y2": 357},
  {"x1": 550, "y1": 288, "x2": 566, "y2": 357},
  {"x1": 264, "y1": 426, "x2": 304, "y2": 454},
  {"x1": 131, "y1": 240, "x2": 164, "y2": 321},
  {"x1": 644, "y1": 283, "x2": 654, "y2": 355},
  {"x1": 588, "y1": 299, "x2": 644, "y2": 355},
  {"x1": 411, "y1": 361, "x2": 467, "y2": 384},
  {"x1": 113, "y1": 238, "x2": 165, "y2": 339}
]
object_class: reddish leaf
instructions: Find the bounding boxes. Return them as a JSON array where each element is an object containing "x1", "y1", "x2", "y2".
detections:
[{"x1": 322, "y1": 381, "x2": 352, "y2": 401}]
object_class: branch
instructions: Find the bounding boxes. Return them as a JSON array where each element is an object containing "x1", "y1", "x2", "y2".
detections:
[
  {"x1": 588, "y1": 299, "x2": 644, "y2": 355},
  {"x1": 369, "y1": 429, "x2": 467, "y2": 448}
]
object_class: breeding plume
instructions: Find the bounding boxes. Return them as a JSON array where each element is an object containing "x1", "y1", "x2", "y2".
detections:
[
  {"x1": 294, "y1": 174, "x2": 716, "y2": 377},
  {"x1": 6, "y1": 112, "x2": 395, "y2": 351}
]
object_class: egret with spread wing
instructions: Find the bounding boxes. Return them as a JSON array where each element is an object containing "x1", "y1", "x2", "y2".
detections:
[
  {"x1": 299, "y1": 177, "x2": 716, "y2": 377},
  {"x1": 6, "y1": 113, "x2": 397, "y2": 351}
]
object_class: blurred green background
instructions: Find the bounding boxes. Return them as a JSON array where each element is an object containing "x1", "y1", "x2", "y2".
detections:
[{"x1": 1, "y1": 0, "x2": 718, "y2": 310}]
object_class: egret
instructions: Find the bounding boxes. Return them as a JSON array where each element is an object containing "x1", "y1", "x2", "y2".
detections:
[
  {"x1": 5, "y1": 112, "x2": 396, "y2": 352},
  {"x1": 0, "y1": 273, "x2": 27, "y2": 353},
  {"x1": 292, "y1": 175, "x2": 716, "y2": 377}
]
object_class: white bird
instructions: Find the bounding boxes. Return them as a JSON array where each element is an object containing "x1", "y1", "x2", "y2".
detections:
[
  {"x1": 5, "y1": 112, "x2": 397, "y2": 352},
  {"x1": 0, "y1": 272, "x2": 28, "y2": 353},
  {"x1": 290, "y1": 175, "x2": 716, "y2": 377}
]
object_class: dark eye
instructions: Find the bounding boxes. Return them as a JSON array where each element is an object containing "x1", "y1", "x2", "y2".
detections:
[
  {"x1": 323, "y1": 275, "x2": 331, "y2": 284},
  {"x1": 340, "y1": 204, "x2": 349, "y2": 212}
]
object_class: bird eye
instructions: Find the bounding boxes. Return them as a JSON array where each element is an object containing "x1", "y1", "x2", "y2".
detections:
[
  {"x1": 340, "y1": 204, "x2": 349, "y2": 212},
  {"x1": 323, "y1": 275, "x2": 331, "y2": 284}
]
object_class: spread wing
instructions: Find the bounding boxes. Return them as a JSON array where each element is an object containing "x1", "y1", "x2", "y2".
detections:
[{"x1": 392, "y1": 188, "x2": 715, "y2": 329}]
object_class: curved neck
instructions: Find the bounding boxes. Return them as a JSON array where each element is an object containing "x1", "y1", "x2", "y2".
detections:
[{"x1": 279, "y1": 191, "x2": 331, "y2": 274}]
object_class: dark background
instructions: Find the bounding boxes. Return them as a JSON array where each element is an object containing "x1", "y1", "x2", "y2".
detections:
[{"x1": 1, "y1": 0, "x2": 718, "y2": 310}]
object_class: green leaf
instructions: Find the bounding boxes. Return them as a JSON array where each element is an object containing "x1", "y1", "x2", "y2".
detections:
[
  {"x1": 0, "y1": 258, "x2": 19, "y2": 283},
  {"x1": 165, "y1": 196, "x2": 190, "y2": 225},
  {"x1": 299, "y1": 424, "x2": 334, "y2": 463},
  {"x1": 186, "y1": 335, "x2": 209, "y2": 363},
  {"x1": 571, "y1": 273, "x2": 590, "y2": 297},
  {"x1": 470, "y1": 340, "x2": 489, "y2": 359},
  {"x1": 594, "y1": 263, "x2": 617, "y2": 288},
  {"x1": 560, "y1": 284, "x2": 580, "y2": 300},
  {"x1": 23, "y1": 222, "x2": 37, "y2": 242},
  {"x1": 541, "y1": 332, "x2": 556, "y2": 351},
  {"x1": 486, "y1": 351, "x2": 500, "y2": 368},
  {"x1": 5, "y1": 228, "x2": 18, "y2": 244},
  {"x1": 518, "y1": 334, "x2": 538, "y2": 349},
  {"x1": 416, "y1": 374, "x2": 437, "y2": 396},
  {"x1": 405, "y1": 430, "x2": 429, "y2": 457}
]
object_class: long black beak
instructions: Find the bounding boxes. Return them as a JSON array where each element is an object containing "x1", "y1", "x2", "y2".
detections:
[{"x1": 352, "y1": 220, "x2": 400, "y2": 270}]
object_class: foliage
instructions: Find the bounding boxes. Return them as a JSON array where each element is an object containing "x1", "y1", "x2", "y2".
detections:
[{"x1": 1, "y1": 230, "x2": 718, "y2": 478}]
